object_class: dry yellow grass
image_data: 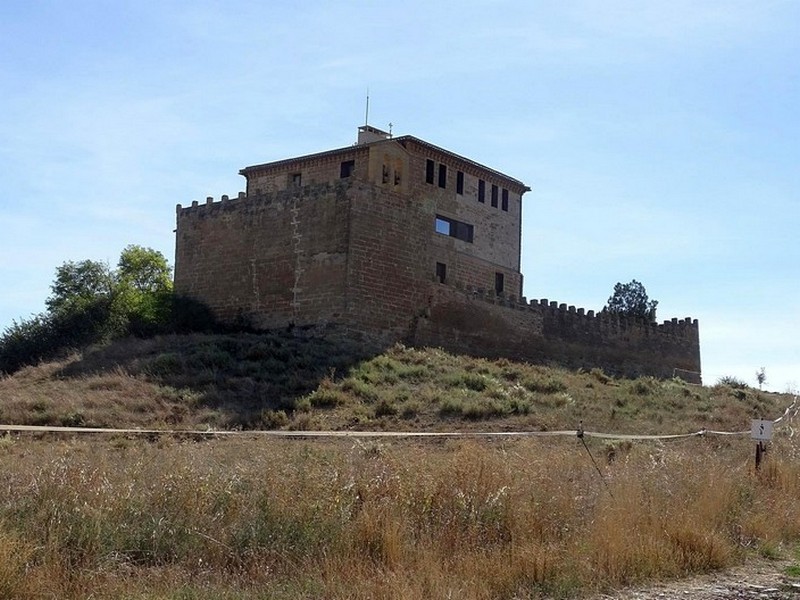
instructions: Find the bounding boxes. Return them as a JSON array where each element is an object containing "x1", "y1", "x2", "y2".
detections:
[
  {"x1": 0, "y1": 333, "x2": 797, "y2": 598},
  {"x1": 0, "y1": 431, "x2": 797, "y2": 599}
]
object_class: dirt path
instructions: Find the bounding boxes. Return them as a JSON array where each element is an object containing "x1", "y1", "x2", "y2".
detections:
[{"x1": 595, "y1": 560, "x2": 800, "y2": 599}]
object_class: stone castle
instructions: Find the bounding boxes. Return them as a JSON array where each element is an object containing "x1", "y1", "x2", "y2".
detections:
[{"x1": 174, "y1": 126, "x2": 701, "y2": 383}]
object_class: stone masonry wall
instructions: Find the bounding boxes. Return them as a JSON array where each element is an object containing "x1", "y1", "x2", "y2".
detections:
[
  {"x1": 402, "y1": 138, "x2": 523, "y2": 274},
  {"x1": 413, "y1": 283, "x2": 702, "y2": 383},
  {"x1": 175, "y1": 181, "x2": 701, "y2": 383},
  {"x1": 175, "y1": 185, "x2": 351, "y2": 329},
  {"x1": 343, "y1": 181, "x2": 432, "y2": 342},
  {"x1": 243, "y1": 146, "x2": 370, "y2": 196}
]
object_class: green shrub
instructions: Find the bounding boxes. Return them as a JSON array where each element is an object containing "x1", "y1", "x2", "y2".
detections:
[
  {"x1": 523, "y1": 376, "x2": 567, "y2": 394},
  {"x1": 309, "y1": 388, "x2": 348, "y2": 408},
  {"x1": 260, "y1": 409, "x2": 289, "y2": 429},
  {"x1": 341, "y1": 378, "x2": 380, "y2": 403},
  {"x1": 374, "y1": 398, "x2": 398, "y2": 417},
  {"x1": 444, "y1": 372, "x2": 488, "y2": 391},
  {"x1": 717, "y1": 375, "x2": 748, "y2": 389},
  {"x1": 631, "y1": 377, "x2": 657, "y2": 396}
]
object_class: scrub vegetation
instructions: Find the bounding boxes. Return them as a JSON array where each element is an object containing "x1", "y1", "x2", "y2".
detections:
[{"x1": 0, "y1": 332, "x2": 797, "y2": 599}]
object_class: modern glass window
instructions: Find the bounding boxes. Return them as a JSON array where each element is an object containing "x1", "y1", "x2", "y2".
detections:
[{"x1": 435, "y1": 215, "x2": 473, "y2": 243}]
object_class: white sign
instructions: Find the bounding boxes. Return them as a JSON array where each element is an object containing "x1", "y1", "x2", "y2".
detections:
[{"x1": 751, "y1": 419, "x2": 774, "y2": 441}]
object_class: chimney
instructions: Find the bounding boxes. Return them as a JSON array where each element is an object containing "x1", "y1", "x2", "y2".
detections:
[{"x1": 357, "y1": 125, "x2": 391, "y2": 145}]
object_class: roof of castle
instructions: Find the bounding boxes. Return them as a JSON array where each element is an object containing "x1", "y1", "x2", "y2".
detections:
[{"x1": 239, "y1": 134, "x2": 530, "y2": 193}]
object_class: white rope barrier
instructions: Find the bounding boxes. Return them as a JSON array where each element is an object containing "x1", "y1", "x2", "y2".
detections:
[{"x1": 0, "y1": 396, "x2": 795, "y2": 442}]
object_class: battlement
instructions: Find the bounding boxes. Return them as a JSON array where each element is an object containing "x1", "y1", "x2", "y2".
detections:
[
  {"x1": 173, "y1": 130, "x2": 701, "y2": 383},
  {"x1": 176, "y1": 191, "x2": 247, "y2": 214},
  {"x1": 440, "y1": 280, "x2": 698, "y2": 341},
  {"x1": 415, "y1": 281, "x2": 701, "y2": 383},
  {"x1": 176, "y1": 180, "x2": 363, "y2": 218}
]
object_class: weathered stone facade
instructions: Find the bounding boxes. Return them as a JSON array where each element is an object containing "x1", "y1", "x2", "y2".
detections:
[{"x1": 174, "y1": 127, "x2": 702, "y2": 383}]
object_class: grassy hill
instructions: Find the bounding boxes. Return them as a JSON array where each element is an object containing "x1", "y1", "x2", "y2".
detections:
[
  {"x1": 0, "y1": 330, "x2": 790, "y2": 435},
  {"x1": 1, "y1": 331, "x2": 798, "y2": 600}
]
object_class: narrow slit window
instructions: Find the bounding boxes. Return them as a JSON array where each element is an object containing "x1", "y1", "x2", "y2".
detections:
[
  {"x1": 495, "y1": 272, "x2": 504, "y2": 295},
  {"x1": 491, "y1": 184, "x2": 498, "y2": 208},
  {"x1": 426, "y1": 159, "x2": 435, "y2": 184},
  {"x1": 438, "y1": 163, "x2": 447, "y2": 188},
  {"x1": 478, "y1": 179, "x2": 485, "y2": 203},
  {"x1": 436, "y1": 262, "x2": 447, "y2": 284},
  {"x1": 456, "y1": 170, "x2": 464, "y2": 195},
  {"x1": 501, "y1": 188, "x2": 509, "y2": 211}
]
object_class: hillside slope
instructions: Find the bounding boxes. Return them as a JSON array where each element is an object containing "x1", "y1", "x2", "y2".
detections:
[{"x1": 0, "y1": 330, "x2": 791, "y2": 435}]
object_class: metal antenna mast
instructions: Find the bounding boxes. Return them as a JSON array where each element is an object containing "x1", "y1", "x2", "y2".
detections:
[{"x1": 365, "y1": 88, "x2": 370, "y2": 126}]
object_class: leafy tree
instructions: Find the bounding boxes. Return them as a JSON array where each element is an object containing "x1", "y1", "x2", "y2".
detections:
[
  {"x1": 117, "y1": 245, "x2": 173, "y2": 294},
  {"x1": 115, "y1": 246, "x2": 174, "y2": 336},
  {"x1": 604, "y1": 279, "x2": 658, "y2": 322},
  {"x1": 46, "y1": 260, "x2": 114, "y2": 313},
  {"x1": 756, "y1": 367, "x2": 767, "y2": 390},
  {"x1": 1, "y1": 244, "x2": 220, "y2": 374}
]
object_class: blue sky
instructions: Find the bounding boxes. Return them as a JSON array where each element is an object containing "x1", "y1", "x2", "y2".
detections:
[{"x1": 1, "y1": 1, "x2": 797, "y2": 392}]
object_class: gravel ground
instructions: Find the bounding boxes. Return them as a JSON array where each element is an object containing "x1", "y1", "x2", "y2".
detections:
[{"x1": 594, "y1": 560, "x2": 800, "y2": 600}]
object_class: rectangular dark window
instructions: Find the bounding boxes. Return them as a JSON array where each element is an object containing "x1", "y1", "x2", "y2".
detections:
[
  {"x1": 495, "y1": 272, "x2": 504, "y2": 295},
  {"x1": 435, "y1": 215, "x2": 473, "y2": 243},
  {"x1": 438, "y1": 163, "x2": 447, "y2": 188},
  {"x1": 340, "y1": 160, "x2": 355, "y2": 178},
  {"x1": 291, "y1": 173, "x2": 302, "y2": 187},
  {"x1": 456, "y1": 170, "x2": 464, "y2": 195},
  {"x1": 501, "y1": 188, "x2": 509, "y2": 211},
  {"x1": 436, "y1": 262, "x2": 447, "y2": 284},
  {"x1": 491, "y1": 184, "x2": 498, "y2": 208},
  {"x1": 382, "y1": 164, "x2": 390, "y2": 184},
  {"x1": 426, "y1": 159, "x2": 435, "y2": 184},
  {"x1": 478, "y1": 179, "x2": 485, "y2": 203}
]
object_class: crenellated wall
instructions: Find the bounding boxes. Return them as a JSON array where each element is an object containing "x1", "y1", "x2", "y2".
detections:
[
  {"x1": 174, "y1": 185, "x2": 351, "y2": 329},
  {"x1": 412, "y1": 283, "x2": 701, "y2": 383},
  {"x1": 174, "y1": 179, "x2": 702, "y2": 383}
]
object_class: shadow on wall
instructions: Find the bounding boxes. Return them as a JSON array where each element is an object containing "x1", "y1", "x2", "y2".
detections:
[{"x1": 56, "y1": 327, "x2": 377, "y2": 429}]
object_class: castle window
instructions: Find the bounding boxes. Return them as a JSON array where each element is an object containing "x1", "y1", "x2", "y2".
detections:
[
  {"x1": 478, "y1": 179, "x2": 485, "y2": 203},
  {"x1": 438, "y1": 163, "x2": 447, "y2": 188},
  {"x1": 435, "y1": 215, "x2": 473, "y2": 243},
  {"x1": 491, "y1": 184, "x2": 498, "y2": 208},
  {"x1": 501, "y1": 188, "x2": 509, "y2": 211},
  {"x1": 495, "y1": 272, "x2": 504, "y2": 295},
  {"x1": 436, "y1": 262, "x2": 447, "y2": 284},
  {"x1": 340, "y1": 160, "x2": 355, "y2": 178},
  {"x1": 382, "y1": 164, "x2": 390, "y2": 184},
  {"x1": 456, "y1": 171, "x2": 464, "y2": 195},
  {"x1": 291, "y1": 173, "x2": 302, "y2": 187},
  {"x1": 426, "y1": 159, "x2": 435, "y2": 184}
]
